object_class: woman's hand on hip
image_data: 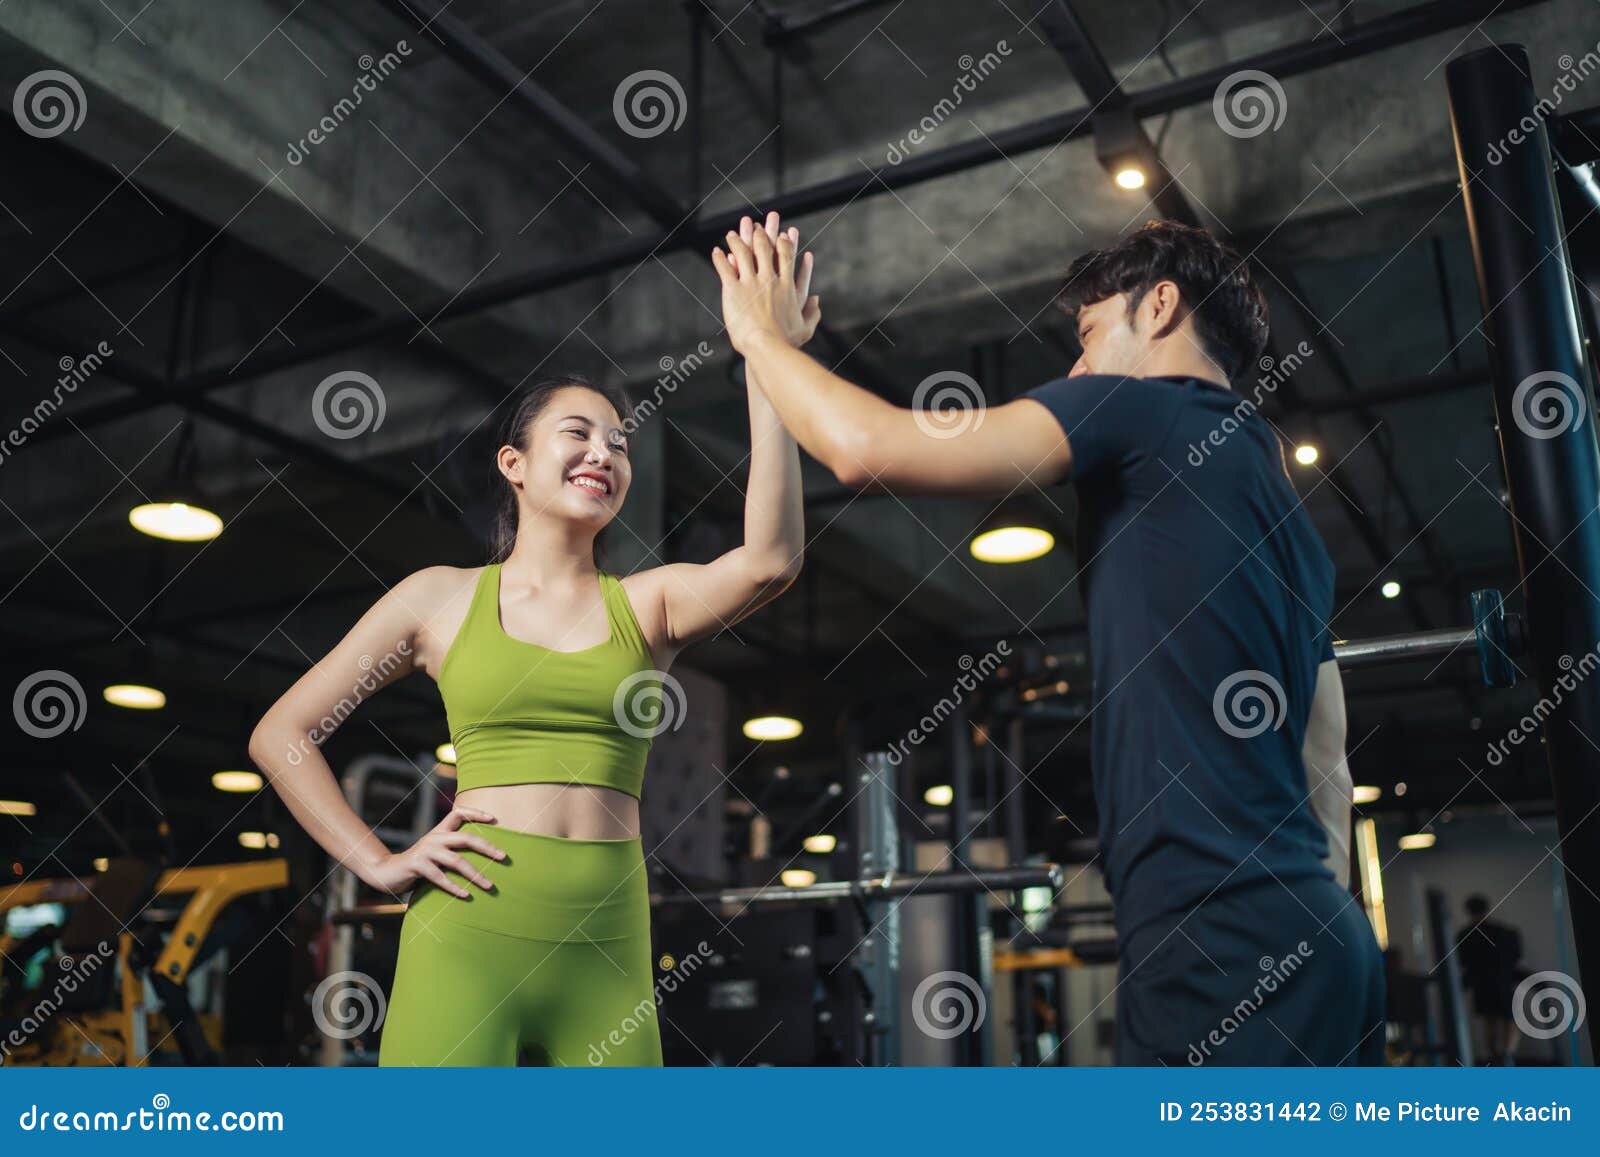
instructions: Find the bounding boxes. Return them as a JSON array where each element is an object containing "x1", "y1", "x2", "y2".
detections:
[{"x1": 368, "y1": 805, "x2": 508, "y2": 899}]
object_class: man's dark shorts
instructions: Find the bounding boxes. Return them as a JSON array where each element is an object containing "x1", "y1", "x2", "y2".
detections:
[{"x1": 1115, "y1": 875, "x2": 1387, "y2": 1065}]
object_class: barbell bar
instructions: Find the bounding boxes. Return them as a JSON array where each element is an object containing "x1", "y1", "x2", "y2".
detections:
[
  {"x1": 1013, "y1": 588, "x2": 1524, "y2": 706},
  {"x1": 1332, "y1": 587, "x2": 1522, "y2": 687},
  {"x1": 649, "y1": 864, "x2": 1062, "y2": 907},
  {"x1": 326, "y1": 864, "x2": 1063, "y2": 926}
]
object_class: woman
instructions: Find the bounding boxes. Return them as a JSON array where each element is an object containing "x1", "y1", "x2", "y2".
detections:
[{"x1": 248, "y1": 213, "x2": 818, "y2": 1066}]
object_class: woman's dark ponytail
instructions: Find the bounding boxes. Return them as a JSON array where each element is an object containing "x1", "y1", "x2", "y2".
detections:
[{"x1": 489, "y1": 375, "x2": 632, "y2": 565}]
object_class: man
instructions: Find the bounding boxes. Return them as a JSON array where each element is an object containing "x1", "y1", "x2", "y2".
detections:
[
  {"x1": 712, "y1": 212, "x2": 1384, "y2": 1065},
  {"x1": 1455, "y1": 894, "x2": 1525, "y2": 1064}
]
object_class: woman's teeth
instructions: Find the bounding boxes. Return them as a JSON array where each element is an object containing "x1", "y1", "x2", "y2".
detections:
[{"x1": 571, "y1": 477, "x2": 608, "y2": 495}]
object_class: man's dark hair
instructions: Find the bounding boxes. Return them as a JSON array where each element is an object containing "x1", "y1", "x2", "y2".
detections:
[
  {"x1": 1466, "y1": 894, "x2": 1491, "y2": 918},
  {"x1": 1053, "y1": 219, "x2": 1269, "y2": 382}
]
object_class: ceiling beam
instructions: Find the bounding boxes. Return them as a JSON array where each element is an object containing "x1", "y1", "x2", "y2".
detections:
[
  {"x1": 0, "y1": 315, "x2": 450, "y2": 522},
  {"x1": 767, "y1": 0, "x2": 900, "y2": 41},
  {"x1": 372, "y1": 0, "x2": 687, "y2": 229},
  {"x1": 27, "y1": 0, "x2": 1548, "y2": 443},
  {"x1": 1036, "y1": 0, "x2": 1198, "y2": 226}
]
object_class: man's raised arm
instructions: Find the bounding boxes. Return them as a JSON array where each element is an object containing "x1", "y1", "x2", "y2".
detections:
[{"x1": 712, "y1": 216, "x2": 1072, "y2": 497}]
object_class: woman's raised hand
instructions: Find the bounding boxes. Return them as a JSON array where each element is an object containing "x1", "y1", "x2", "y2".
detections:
[{"x1": 713, "y1": 210, "x2": 821, "y2": 354}]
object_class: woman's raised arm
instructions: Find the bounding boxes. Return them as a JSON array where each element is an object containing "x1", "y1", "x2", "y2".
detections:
[{"x1": 625, "y1": 215, "x2": 810, "y2": 665}]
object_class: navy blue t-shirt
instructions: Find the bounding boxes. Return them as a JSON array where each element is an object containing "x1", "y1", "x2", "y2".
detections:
[{"x1": 1024, "y1": 373, "x2": 1338, "y2": 938}]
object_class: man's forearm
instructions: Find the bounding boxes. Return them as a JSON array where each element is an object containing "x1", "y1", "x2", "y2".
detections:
[{"x1": 742, "y1": 333, "x2": 894, "y2": 482}]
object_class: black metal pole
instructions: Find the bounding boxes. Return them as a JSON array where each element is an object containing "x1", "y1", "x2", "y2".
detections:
[
  {"x1": 1555, "y1": 163, "x2": 1600, "y2": 364},
  {"x1": 770, "y1": 37, "x2": 785, "y2": 193},
  {"x1": 776, "y1": 0, "x2": 898, "y2": 39},
  {"x1": 1426, "y1": 888, "x2": 1475, "y2": 1066},
  {"x1": 1448, "y1": 44, "x2": 1600, "y2": 1047},
  {"x1": 856, "y1": 751, "x2": 901, "y2": 1066},
  {"x1": 951, "y1": 704, "x2": 974, "y2": 869},
  {"x1": 687, "y1": 0, "x2": 705, "y2": 208},
  {"x1": 1002, "y1": 709, "x2": 1037, "y2": 1064},
  {"x1": 982, "y1": 723, "x2": 998, "y2": 833},
  {"x1": 1053, "y1": 966, "x2": 1070, "y2": 1066},
  {"x1": 949, "y1": 702, "x2": 988, "y2": 1065}
]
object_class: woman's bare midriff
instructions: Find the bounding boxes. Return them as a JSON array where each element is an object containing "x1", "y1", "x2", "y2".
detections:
[{"x1": 454, "y1": 782, "x2": 640, "y2": 839}]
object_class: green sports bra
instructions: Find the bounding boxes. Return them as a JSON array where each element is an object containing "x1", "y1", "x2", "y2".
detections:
[{"x1": 438, "y1": 564, "x2": 660, "y2": 800}]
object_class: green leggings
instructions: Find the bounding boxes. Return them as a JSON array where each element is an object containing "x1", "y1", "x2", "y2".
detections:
[{"x1": 378, "y1": 823, "x2": 662, "y2": 1067}]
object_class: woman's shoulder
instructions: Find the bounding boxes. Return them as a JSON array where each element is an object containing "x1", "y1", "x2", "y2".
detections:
[
  {"x1": 611, "y1": 567, "x2": 670, "y2": 640},
  {"x1": 611, "y1": 565, "x2": 663, "y2": 601},
  {"x1": 609, "y1": 566, "x2": 649, "y2": 603},
  {"x1": 389, "y1": 564, "x2": 488, "y2": 618}
]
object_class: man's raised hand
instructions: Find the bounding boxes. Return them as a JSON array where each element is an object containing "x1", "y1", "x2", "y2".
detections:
[{"x1": 713, "y1": 211, "x2": 821, "y2": 355}]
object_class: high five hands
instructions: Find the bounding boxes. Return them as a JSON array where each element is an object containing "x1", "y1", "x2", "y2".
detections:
[{"x1": 713, "y1": 210, "x2": 822, "y2": 356}]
